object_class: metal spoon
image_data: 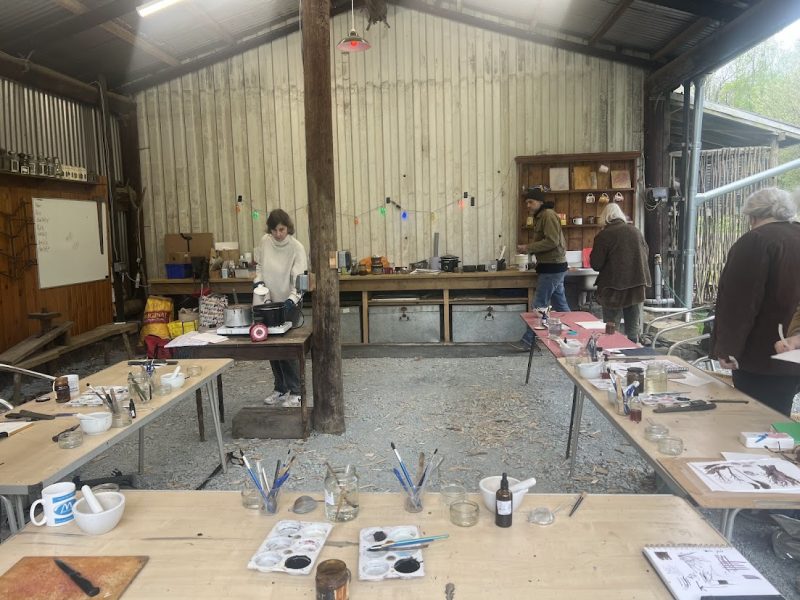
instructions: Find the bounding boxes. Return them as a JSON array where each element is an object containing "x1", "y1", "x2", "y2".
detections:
[{"x1": 291, "y1": 495, "x2": 319, "y2": 514}]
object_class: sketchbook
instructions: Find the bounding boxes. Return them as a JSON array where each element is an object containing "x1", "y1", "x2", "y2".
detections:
[{"x1": 643, "y1": 545, "x2": 783, "y2": 599}]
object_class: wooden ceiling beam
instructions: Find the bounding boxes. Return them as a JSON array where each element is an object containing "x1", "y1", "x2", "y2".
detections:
[
  {"x1": 647, "y1": 0, "x2": 800, "y2": 94},
  {"x1": 589, "y1": 0, "x2": 634, "y2": 45},
  {"x1": 652, "y1": 17, "x2": 713, "y2": 61},
  {"x1": 5, "y1": 0, "x2": 144, "y2": 51},
  {"x1": 0, "y1": 49, "x2": 135, "y2": 115},
  {"x1": 640, "y1": 0, "x2": 745, "y2": 22},
  {"x1": 53, "y1": 0, "x2": 180, "y2": 67},
  {"x1": 390, "y1": 0, "x2": 654, "y2": 69}
]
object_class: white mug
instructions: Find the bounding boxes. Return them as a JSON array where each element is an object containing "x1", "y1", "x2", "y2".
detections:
[{"x1": 30, "y1": 482, "x2": 76, "y2": 526}]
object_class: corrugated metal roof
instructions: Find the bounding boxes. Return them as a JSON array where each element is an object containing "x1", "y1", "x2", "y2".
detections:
[{"x1": 0, "y1": 0, "x2": 788, "y2": 93}]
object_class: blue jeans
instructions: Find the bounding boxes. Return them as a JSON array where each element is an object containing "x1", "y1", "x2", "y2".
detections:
[{"x1": 521, "y1": 271, "x2": 571, "y2": 347}]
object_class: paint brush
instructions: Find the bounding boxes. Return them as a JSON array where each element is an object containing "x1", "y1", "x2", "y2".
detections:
[
  {"x1": 417, "y1": 448, "x2": 439, "y2": 487},
  {"x1": 568, "y1": 491, "x2": 586, "y2": 517},
  {"x1": 368, "y1": 534, "x2": 449, "y2": 552},
  {"x1": 279, "y1": 454, "x2": 297, "y2": 478},
  {"x1": 393, "y1": 467, "x2": 417, "y2": 504},
  {"x1": 391, "y1": 442, "x2": 416, "y2": 492},
  {"x1": 260, "y1": 465, "x2": 271, "y2": 494},
  {"x1": 242, "y1": 454, "x2": 271, "y2": 509}
]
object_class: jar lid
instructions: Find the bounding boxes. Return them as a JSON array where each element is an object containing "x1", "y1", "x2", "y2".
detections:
[{"x1": 627, "y1": 367, "x2": 644, "y2": 373}]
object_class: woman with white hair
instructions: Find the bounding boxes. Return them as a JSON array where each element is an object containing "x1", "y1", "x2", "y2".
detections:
[
  {"x1": 711, "y1": 187, "x2": 800, "y2": 416},
  {"x1": 589, "y1": 203, "x2": 651, "y2": 341}
]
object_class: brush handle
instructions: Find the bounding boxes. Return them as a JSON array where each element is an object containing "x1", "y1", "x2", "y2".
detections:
[{"x1": 394, "y1": 450, "x2": 416, "y2": 492}]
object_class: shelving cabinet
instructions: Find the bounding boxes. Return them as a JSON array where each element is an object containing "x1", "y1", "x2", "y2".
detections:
[{"x1": 515, "y1": 152, "x2": 639, "y2": 252}]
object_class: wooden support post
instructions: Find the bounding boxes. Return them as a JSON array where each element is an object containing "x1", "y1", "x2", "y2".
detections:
[
  {"x1": 302, "y1": 0, "x2": 345, "y2": 433},
  {"x1": 643, "y1": 86, "x2": 671, "y2": 293}
]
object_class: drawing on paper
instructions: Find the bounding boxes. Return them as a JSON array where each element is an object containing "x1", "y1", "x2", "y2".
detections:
[{"x1": 688, "y1": 457, "x2": 800, "y2": 494}]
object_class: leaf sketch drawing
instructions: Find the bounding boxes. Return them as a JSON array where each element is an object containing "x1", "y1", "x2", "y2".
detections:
[
  {"x1": 759, "y1": 463, "x2": 800, "y2": 487},
  {"x1": 702, "y1": 463, "x2": 771, "y2": 489}
]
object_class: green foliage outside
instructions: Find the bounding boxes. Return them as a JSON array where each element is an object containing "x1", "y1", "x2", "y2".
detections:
[{"x1": 706, "y1": 38, "x2": 800, "y2": 190}]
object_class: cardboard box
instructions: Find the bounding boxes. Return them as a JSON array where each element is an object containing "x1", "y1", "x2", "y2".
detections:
[{"x1": 165, "y1": 233, "x2": 214, "y2": 260}]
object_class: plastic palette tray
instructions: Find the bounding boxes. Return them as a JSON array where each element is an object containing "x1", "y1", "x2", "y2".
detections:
[
  {"x1": 247, "y1": 520, "x2": 332, "y2": 576},
  {"x1": 358, "y1": 525, "x2": 426, "y2": 581},
  {"x1": 68, "y1": 386, "x2": 129, "y2": 407}
]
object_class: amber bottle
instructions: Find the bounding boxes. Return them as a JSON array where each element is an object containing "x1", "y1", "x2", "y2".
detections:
[{"x1": 495, "y1": 472, "x2": 513, "y2": 527}]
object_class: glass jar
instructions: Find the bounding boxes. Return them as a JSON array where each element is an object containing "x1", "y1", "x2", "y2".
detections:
[
  {"x1": 19, "y1": 153, "x2": 29, "y2": 174},
  {"x1": 9, "y1": 150, "x2": 19, "y2": 172},
  {"x1": 628, "y1": 396, "x2": 642, "y2": 423},
  {"x1": 324, "y1": 464, "x2": 359, "y2": 522},
  {"x1": 53, "y1": 156, "x2": 63, "y2": 178},
  {"x1": 626, "y1": 367, "x2": 645, "y2": 396},
  {"x1": 128, "y1": 372, "x2": 152, "y2": 403},
  {"x1": 548, "y1": 317, "x2": 562, "y2": 340},
  {"x1": 645, "y1": 362, "x2": 668, "y2": 394}
]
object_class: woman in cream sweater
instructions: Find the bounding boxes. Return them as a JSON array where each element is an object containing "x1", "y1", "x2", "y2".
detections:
[{"x1": 254, "y1": 209, "x2": 308, "y2": 407}]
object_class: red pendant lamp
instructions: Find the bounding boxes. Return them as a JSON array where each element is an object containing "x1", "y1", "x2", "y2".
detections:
[{"x1": 337, "y1": 0, "x2": 370, "y2": 53}]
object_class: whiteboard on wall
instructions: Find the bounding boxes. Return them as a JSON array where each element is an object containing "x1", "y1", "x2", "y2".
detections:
[{"x1": 32, "y1": 197, "x2": 110, "y2": 289}]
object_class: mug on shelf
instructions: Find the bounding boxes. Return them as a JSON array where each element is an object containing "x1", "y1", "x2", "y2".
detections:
[
  {"x1": 585, "y1": 193, "x2": 595, "y2": 204},
  {"x1": 613, "y1": 192, "x2": 624, "y2": 202},
  {"x1": 599, "y1": 192, "x2": 610, "y2": 204},
  {"x1": 571, "y1": 217, "x2": 583, "y2": 225},
  {"x1": 586, "y1": 216, "x2": 597, "y2": 225}
]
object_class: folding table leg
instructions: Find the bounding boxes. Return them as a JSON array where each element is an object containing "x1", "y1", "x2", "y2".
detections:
[
  {"x1": 205, "y1": 381, "x2": 227, "y2": 474},
  {"x1": 138, "y1": 427, "x2": 145, "y2": 475},
  {"x1": 568, "y1": 390, "x2": 585, "y2": 475},
  {"x1": 565, "y1": 384, "x2": 578, "y2": 458},
  {"x1": 1, "y1": 495, "x2": 18, "y2": 534}
]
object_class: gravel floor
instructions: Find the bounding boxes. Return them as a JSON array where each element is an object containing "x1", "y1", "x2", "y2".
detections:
[{"x1": 2, "y1": 344, "x2": 798, "y2": 597}]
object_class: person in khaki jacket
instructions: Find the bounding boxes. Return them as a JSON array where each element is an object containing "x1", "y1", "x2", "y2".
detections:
[
  {"x1": 514, "y1": 187, "x2": 570, "y2": 351},
  {"x1": 775, "y1": 303, "x2": 800, "y2": 353}
]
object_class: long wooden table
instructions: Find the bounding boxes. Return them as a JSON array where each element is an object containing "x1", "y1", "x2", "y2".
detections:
[
  {"x1": 0, "y1": 358, "x2": 232, "y2": 532},
  {"x1": 0, "y1": 490, "x2": 731, "y2": 598},
  {"x1": 173, "y1": 325, "x2": 312, "y2": 437}
]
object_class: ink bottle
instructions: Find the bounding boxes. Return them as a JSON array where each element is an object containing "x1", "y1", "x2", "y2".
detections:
[{"x1": 495, "y1": 472, "x2": 513, "y2": 528}]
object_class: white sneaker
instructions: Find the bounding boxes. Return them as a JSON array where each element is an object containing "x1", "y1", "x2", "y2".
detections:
[
  {"x1": 264, "y1": 390, "x2": 288, "y2": 405},
  {"x1": 281, "y1": 394, "x2": 301, "y2": 408}
]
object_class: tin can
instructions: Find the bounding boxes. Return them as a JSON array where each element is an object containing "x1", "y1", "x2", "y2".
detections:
[{"x1": 316, "y1": 559, "x2": 350, "y2": 600}]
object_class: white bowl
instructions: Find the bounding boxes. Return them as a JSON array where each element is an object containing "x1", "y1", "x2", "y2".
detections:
[
  {"x1": 478, "y1": 476, "x2": 526, "y2": 513},
  {"x1": 78, "y1": 412, "x2": 112, "y2": 435},
  {"x1": 576, "y1": 361, "x2": 603, "y2": 379},
  {"x1": 160, "y1": 372, "x2": 186, "y2": 390},
  {"x1": 73, "y1": 491, "x2": 125, "y2": 535},
  {"x1": 560, "y1": 340, "x2": 583, "y2": 356}
]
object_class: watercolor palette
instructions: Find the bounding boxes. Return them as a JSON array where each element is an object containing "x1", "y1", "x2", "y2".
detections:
[
  {"x1": 358, "y1": 525, "x2": 426, "y2": 581},
  {"x1": 247, "y1": 520, "x2": 333, "y2": 576}
]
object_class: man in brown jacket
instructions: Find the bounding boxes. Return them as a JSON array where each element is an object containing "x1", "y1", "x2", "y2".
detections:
[
  {"x1": 590, "y1": 203, "x2": 651, "y2": 342},
  {"x1": 711, "y1": 188, "x2": 800, "y2": 416}
]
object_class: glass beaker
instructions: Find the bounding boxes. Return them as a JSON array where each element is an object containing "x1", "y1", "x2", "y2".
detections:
[
  {"x1": 128, "y1": 372, "x2": 152, "y2": 403},
  {"x1": 324, "y1": 465, "x2": 359, "y2": 522},
  {"x1": 548, "y1": 317, "x2": 562, "y2": 340}
]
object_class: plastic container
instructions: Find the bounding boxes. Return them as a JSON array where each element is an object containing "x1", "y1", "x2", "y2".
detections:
[{"x1": 165, "y1": 263, "x2": 192, "y2": 279}]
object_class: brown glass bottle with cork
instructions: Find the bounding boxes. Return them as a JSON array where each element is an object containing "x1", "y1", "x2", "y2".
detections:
[{"x1": 495, "y1": 472, "x2": 513, "y2": 527}]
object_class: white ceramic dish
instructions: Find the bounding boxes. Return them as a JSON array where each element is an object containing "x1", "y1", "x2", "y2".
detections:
[
  {"x1": 478, "y1": 476, "x2": 526, "y2": 513},
  {"x1": 160, "y1": 372, "x2": 186, "y2": 390},
  {"x1": 247, "y1": 520, "x2": 333, "y2": 576},
  {"x1": 73, "y1": 491, "x2": 125, "y2": 535},
  {"x1": 576, "y1": 361, "x2": 603, "y2": 379},
  {"x1": 78, "y1": 412, "x2": 112, "y2": 435},
  {"x1": 359, "y1": 525, "x2": 426, "y2": 581},
  {"x1": 558, "y1": 340, "x2": 583, "y2": 356}
]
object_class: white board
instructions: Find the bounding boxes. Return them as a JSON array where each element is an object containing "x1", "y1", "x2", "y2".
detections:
[{"x1": 32, "y1": 197, "x2": 110, "y2": 289}]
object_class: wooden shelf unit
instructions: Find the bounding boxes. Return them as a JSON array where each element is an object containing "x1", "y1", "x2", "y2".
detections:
[{"x1": 515, "y1": 152, "x2": 639, "y2": 251}]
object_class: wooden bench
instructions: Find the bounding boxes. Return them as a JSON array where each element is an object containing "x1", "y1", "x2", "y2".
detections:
[{"x1": 9, "y1": 322, "x2": 139, "y2": 402}]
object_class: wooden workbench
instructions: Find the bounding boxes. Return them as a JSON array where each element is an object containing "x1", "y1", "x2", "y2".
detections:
[
  {"x1": 149, "y1": 271, "x2": 537, "y2": 344},
  {"x1": 0, "y1": 358, "x2": 232, "y2": 531},
  {"x1": 0, "y1": 490, "x2": 730, "y2": 598}
]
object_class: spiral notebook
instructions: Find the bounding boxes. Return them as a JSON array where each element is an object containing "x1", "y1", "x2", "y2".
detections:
[{"x1": 643, "y1": 545, "x2": 783, "y2": 599}]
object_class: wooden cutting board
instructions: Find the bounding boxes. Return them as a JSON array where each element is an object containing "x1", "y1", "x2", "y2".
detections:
[{"x1": 0, "y1": 556, "x2": 148, "y2": 600}]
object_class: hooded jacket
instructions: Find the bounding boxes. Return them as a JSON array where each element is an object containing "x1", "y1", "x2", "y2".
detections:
[{"x1": 590, "y1": 219, "x2": 651, "y2": 309}]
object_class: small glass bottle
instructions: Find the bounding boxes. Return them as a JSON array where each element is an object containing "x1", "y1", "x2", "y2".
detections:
[
  {"x1": 548, "y1": 317, "x2": 562, "y2": 340},
  {"x1": 9, "y1": 150, "x2": 19, "y2": 172},
  {"x1": 495, "y1": 472, "x2": 513, "y2": 528},
  {"x1": 626, "y1": 367, "x2": 645, "y2": 396},
  {"x1": 628, "y1": 396, "x2": 642, "y2": 423},
  {"x1": 19, "y1": 153, "x2": 29, "y2": 174},
  {"x1": 324, "y1": 464, "x2": 359, "y2": 522},
  {"x1": 53, "y1": 156, "x2": 63, "y2": 178}
]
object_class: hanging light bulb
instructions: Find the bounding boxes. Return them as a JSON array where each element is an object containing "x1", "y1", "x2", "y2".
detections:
[{"x1": 337, "y1": 0, "x2": 370, "y2": 53}]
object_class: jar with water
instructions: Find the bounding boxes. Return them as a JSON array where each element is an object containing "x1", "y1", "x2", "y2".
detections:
[
  {"x1": 324, "y1": 464, "x2": 359, "y2": 522},
  {"x1": 548, "y1": 317, "x2": 562, "y2": 340},
  {"x1": 645, "y1": 362, "x2": 668, "y2": 394}
]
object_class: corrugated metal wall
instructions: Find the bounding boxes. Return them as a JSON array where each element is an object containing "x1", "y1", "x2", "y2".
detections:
[
  {"x1": 0, "y1": 76, "x2": 123, "y2": 180},
  {"x1": 136, "y1": 5, "x2": 645, "y2": 277}
]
